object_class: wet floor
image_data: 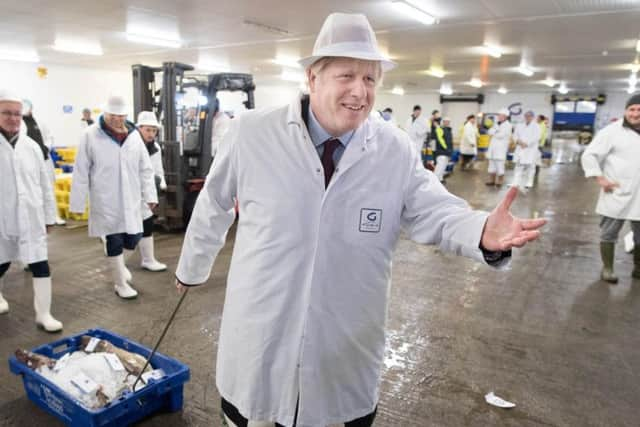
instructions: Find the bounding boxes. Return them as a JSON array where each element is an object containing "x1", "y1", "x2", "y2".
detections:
[{"x1": 1, "y1": 138, "x2": 639, "y2": 426}]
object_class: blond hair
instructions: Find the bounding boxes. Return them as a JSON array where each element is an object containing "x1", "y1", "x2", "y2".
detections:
[{"x1": 306, "y1": 57, "x2": 383, "y2": 87}]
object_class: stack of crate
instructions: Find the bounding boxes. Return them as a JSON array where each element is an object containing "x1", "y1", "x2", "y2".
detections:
[
  {"x1": 54, "y1": 175, "x2": 88, "y2": 221},
  {"x1": 52, "y1": 147, "x2": 77, "y2": 173}
]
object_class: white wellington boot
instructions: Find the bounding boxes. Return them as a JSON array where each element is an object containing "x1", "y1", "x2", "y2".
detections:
[
  {"x1": 139, "y1": 236, "x2": 167, "y2": 272},
  {"x1": 33, "y1": 277, "x2": 63, "y2": 332},
  {"x1": 108, "y1": 255, "x2": 138, "y2": 299},
  {"x1": 123, "y1": 249, "x2": 134, "y2": 283}
]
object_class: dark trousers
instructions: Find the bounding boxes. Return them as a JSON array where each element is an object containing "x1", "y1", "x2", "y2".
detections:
[
  {"x1": 221, "y1": 397, "x2": 377, "y2": 427},
  {"x1": 0, "y1": 260, "x2": 50, "y2": 278},
  {"x1": 105, "y1": 233, "x2": 142, "y2": 257},
  {"x1": 142, "y1": 216, "x2": 154, "y2": 238}
]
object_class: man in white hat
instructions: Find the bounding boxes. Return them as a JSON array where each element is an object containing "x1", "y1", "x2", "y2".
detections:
[
  {"x1": 581, "y1": 93, "x2": 640, "y2": 283},
  {"x1": 70, "y1": 96, "x2": 157, "y2": 299},
  {"x1": 510, "y1": 110, "x2": 541, "y2": 190},
  {"x1": 486, "y1": 108, "x2": 513, "y2": 187},
  {"x1": 0, "y1": 90, "x2": 63, "y2": 332},
  {"x1": 135, "y1": 111, "x2": 167, "y2": 272},
  {"x1": 175, "y1": 13, "x2": 546, "y2": 427}
]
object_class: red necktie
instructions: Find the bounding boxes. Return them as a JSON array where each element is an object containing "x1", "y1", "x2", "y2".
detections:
[{"x1": 321, "y1": 138, "x2": 340, "y2": 188}]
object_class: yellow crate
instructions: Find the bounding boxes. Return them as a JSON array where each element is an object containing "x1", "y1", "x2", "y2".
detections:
[
  {"x1": 57, "y1": 204, "x2": 69, "y2": 219},
  {"x1": 54, "y1": 190, "x2": 65, "y2": 204},
  {"x1": 478, "y1": 134, "x2": 490, "y2": 149},
  {"x1": 54, "y1": 168, "x2": 63, "y2": 175}
]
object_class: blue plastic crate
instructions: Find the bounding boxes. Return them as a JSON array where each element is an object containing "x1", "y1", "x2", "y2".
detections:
[{"x1": 9, "y1": 328, "x2": 190, "y2": 427}]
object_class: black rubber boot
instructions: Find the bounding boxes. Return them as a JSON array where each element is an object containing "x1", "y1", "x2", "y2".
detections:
[{"x1": 600, "y1": 242, "x2": 618, "y2": 284}]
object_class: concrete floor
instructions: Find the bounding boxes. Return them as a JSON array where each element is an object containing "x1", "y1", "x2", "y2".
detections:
[{"x1": 1, "y1": 139, "x2": 639, "y2": 427}]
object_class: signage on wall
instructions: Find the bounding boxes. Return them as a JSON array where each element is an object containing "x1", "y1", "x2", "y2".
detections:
[
  {"x1": 551, "y1": 94, "x2": 606, "y2": 105},
  {"x1": 37, "y1": 66, "x2": 48, "y2": 79},
  {"x1": 62, "y1": 105, "x2": 73, "y2": 114}
]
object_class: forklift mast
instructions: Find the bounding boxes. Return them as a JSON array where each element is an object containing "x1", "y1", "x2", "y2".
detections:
[{"x1": 132, "y1": 62, "x2": 255, "y2": 230}]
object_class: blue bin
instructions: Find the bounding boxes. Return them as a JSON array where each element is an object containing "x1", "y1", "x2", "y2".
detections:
[
  {"x1": 9, "y1": 328, "x2": 190, "y2": 427},
  {"x1": 61, "y1": 165, "x2": 73, "y2": 173}
]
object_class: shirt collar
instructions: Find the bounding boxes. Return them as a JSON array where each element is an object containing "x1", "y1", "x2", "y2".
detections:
[{"x1": 308, "y1": 105, "x2": 355, "y2": 148}]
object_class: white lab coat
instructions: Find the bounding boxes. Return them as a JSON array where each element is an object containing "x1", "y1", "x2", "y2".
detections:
[
  {"x1": 513, "y1": 121, "x2": 541, "y2": 165},
  {"x1": 0, "y1": 133, "x2": 56, "y2": 264},
  {"x1": 70, "y1": 122, "x2": 157, "y2": 237},
  {"x1": 460, "y1": 121, "x2": 478, "y2": 155},
  {"x1": 404, "y1": 115, "x2": 428, "y2": 155},
  {"x1": 141, "y1": 141, "x2": 165, "y2": 220},
  {"x1": 581, "y1": 120, "x2": 640, "y2": 220},
  {"x1": 211, "y1": 111, "x2": 231, "y2": 158},
  {"x1": 486, "y1": 120, "x2": 513, "y2": 161},
  {"x1": 176, "y1": 94, "x2": 505, "y2": 427}
]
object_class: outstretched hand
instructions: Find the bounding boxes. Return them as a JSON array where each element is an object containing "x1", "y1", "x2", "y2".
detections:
[{"x1": 481, "y1": 187, "x2": 547, "y2": 252}]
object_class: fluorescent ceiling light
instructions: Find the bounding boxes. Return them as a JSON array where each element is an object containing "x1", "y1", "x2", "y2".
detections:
[
  {"x1": 468, "y1": 77, "x2": 483, "y2": 88},
  {"x1": 0, "y1": 48, "x2": 39, "y2": 62},
  {"x1": 425, "y1": 67, "x2": 445, "y2": 78},
  {"x1": 391, "y1": 85, "x2": 405, "y2": 95},
  {"x1": 280, "y1": 68, "x2": 305, "y2": 83},
  {"x1": 126, "y1": 33, "x2": 181, "y2": 48},
  {"x1": 627, "y1": 85, "x2": 637, "y2": 94},
  {"x1": 272, "y1": 55, "x2": 301, "y2": 69},
  {"x1": 631, "y1": 63, "x2": 640, "y2": 73},
  {"x1": 483, "y1": 44, "x2": 502, "y2": 58},
  {"x1": 391, "y1": 1, "x2": 437, "y2": 25},
  {"x1": 197, "y1": 59, "x2": 230, "y2": 72},
  {"x1": 542, "y1": 78, "x2": 556, "y2": 87},
  {"x1": 636, "y1": 39, "x2": 640, "y2": 53},
  {"x1": 497, "y1": 86, "x2": 508, "y2": 94},
  {"x1": 439, "y1": 83, "x2": 452, "y2": 95},
  {"x1": 53, "y1": 38, "x2": 103, "y2": 55},
  {"x1": 629, "y1": 72, "x2": 638, "y2": 86},
  {"x1": 557, "y1": 83, "x2": 569, "y2": 94},
  {"x1": 517, "y1": 65, "x2": 534, "y2": 77}
]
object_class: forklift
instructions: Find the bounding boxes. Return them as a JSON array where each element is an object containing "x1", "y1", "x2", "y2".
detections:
[{"x1": 132, "y1": 62, "x2": 255, "y2": 230}]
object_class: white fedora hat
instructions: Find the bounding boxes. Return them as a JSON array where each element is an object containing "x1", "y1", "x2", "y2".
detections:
[
  {"x1": 103, "y1": 95, "x2": 129, "y2": 115},
  {"x1": 299, "y1": 13, "x2": 396, "y2": 72},
  {"x1": 136, "y1": 111, "x2": 160, "y2": 127}
]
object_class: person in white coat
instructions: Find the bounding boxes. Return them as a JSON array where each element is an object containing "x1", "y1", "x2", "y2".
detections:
[
  {"x1": 211, "y1": 99, "x2": 232, "y2": 159},
  {"x1": 485, "y1": 109, "x2": 513, "y2": 187},
  {"x1": 21, "y1": 100, "x2": 66, "y2": 226},
  {"x1": 174, "y1": 13, "x2": 546, "y2": 427},
  {"x1": 404, "y1": 104, "x2": 428, "y2": 158},
  {"x1": 136, "y1": 111, "x2": 167, "y2": 272},
  {"x1": 510, "y1": 110, "x2": 541, "y2": 189},
  {"x1": 459, "y1": 114, "x2": 478, "y2": 170},
  {"x1": 581, "y1": 93, "x2": 640, "y2": 283},
  {"x1": 70, "y1": 96, "x2": 157, "y2": 299},
  {"x1": 0, "y1": 90, "x2": 63, "y2": 332}
]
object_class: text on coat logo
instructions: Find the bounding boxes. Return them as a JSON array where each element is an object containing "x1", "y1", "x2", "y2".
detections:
[{"x1": 359, "y1": 209, "x2": 382, "y2": 233}]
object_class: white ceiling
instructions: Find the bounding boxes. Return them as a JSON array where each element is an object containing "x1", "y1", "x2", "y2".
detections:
[{"x1": 2, "y1": 0, "x2": 640, "y2": 94}]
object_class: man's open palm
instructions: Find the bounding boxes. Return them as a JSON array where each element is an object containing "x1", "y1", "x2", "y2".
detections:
[{"x1": 481, "y1": 187, "x2": 547, "y2": 251}]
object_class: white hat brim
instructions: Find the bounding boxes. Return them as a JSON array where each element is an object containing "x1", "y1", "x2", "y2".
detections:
[{"x1": 299, "y1": 52, "x2": 396, "y2": 72}]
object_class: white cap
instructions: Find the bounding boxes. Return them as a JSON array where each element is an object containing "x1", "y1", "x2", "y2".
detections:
[
  {"x1": 299, "y1": 13, "x2": 396, "y2": 71},
  {"x1": 498, "y1": 108, "x2": 510, "y2": 116},
  {"x1": 443, "y1": 116, "x2": 451, "y2": 122},
  {"x1": 136, "y1": 111, "x2": 160, "y2": 128},
  {"x1": 0, "y1": 89, "x2": 23, "y2": 105},
  {"x1": 104, "y1": 95, "x2": 129, "y2": 115}
]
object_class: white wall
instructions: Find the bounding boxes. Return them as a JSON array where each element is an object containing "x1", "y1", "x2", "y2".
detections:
[{"x1": 0, "y1": 60, "x2": 132, "y2": 147}]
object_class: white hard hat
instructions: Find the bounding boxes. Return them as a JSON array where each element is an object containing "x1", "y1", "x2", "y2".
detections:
[
  {"x1": 298, "y1": 13, "x2": 396, "y2": 71},
  {"x1": 103, "y1": 95, "x2": 129, "y2": 115},
  {"x1": 136, "y1": 111, "x2": 160, "y2": 128},
  {"x1": 0, "y1": 89, "x2": 23, "y2": 105},
  {"x1": 498, "y1": 108, "x2": 510, "y2": 116}
]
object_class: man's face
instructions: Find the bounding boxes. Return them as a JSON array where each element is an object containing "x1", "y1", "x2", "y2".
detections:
[
  {"x1": 104, "y1": 113, "x2": 127, "y2": 130},
  {"x1": 443, "y1": 119, "x2": 450, "y2": 127},
  {"x1": 498, "y1": 113, "x2": 507, "y2": 122},
  {"x1": 624, "y1": 104, "x2": 640, "y2": 126},
  {"x1": 308, "y1": 58, "x2": 378, "y2": 136},
  {"x1": 413, "y1": 109, "x2": 422, "y2": 118},
  {"x1": 433, "y1": 111, "x2": 440, "y2": 119},
  {"x1": 83, "y1": 111, "x2": 91, "y2": 120},
  {"x1": 0, "y1": 101, "x2": 23, "y2": 135},
  {"x1": 139, "y1": 125, "x2": 158, "y2": 142},
  {"x1": 525, "y1": 114, "x2": 533, "y2": 124}
]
